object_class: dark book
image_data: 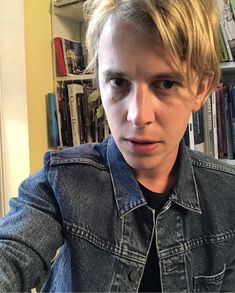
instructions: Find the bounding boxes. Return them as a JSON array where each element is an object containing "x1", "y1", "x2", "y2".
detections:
[
  {"x1": 60, "y1": 84, "x2": 73, "y2": 146},
  {"x1": 193, "y1": 108, "x2": 205, "y2": 153},
  {"x1": 183, "y1": 125, "x2": 190, "y2": 147},
  {"x1": 223, "y1": 84, "x2": 234, "y2": 159},
  {"x1": 62, "y1": 38, "x2": 85, "y2": 75},
  {"x1": 216, "y1": 83, "x2": 227, "y2": 159},
  {"x1": 229, "y1": 83, "x2": 235, "y2": 157}
]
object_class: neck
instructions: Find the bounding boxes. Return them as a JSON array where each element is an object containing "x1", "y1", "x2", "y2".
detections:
[{"x1": 134, "y1": 154, "x2": 179, "y2": 194}]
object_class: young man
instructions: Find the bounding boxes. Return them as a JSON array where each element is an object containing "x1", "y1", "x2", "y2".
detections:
[{"x1": 0, "y1": 0, "x2": 235, "y2": 292}]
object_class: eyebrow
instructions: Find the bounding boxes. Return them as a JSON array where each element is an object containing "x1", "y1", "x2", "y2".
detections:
[
  {"x1": 152, "y1": 72, "x2": 184, "y2": 81},
  {"x1": 101, "y1": 69, "x2": 184, "y2": 81},
  {"x1": 102, "y1": 70, "x2": 128, "y2": 79}
]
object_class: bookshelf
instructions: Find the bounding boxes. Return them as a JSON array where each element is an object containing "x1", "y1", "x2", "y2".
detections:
[
  {"x1": 51, "y1": 0, "x2": 235, "y2": 165},
  {"x1": 51, "y1": 0, "x2": 106, "y2": 148}
]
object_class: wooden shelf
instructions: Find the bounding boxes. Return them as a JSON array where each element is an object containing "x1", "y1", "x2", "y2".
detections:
[
  {"x1": 220, "y1": 62, "x2": 235, "y2": 73},
  {"x1": 56, "y1": 73, "x2": 95, "y2": 81}
]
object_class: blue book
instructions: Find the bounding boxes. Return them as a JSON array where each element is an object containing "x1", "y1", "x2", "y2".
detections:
[{"x1": 47, "y1": 93, "x2": 59, "y2": 147}]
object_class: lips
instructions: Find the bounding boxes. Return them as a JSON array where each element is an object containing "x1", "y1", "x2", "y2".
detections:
[{"x1": 124, "y1": 137, "x2": 160, "y2": 153}]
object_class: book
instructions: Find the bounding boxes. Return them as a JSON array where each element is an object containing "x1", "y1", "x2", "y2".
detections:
[
  {"x1": 193, "y1": 108, "x2": 205, "y2": 153},
  {"x1": 224, "y1": 84, "x2": 234, "y2": 159},
  {"x1": 185, "y1": 113, "x2": 195, "y2": 150},
  {"x1": 216, "y1": 0, "x2": 235, "y2": 60},
  {"x1": 55, "y1": 93, "x2": 63, "y2": 146},
  {"x1": 62, "y1": 38, "x2": 85, "y2": 75},
  {"x1": 60, "y1": 84, "x2": 73, "y2": 146},
  {"x1": 219, "y1": 26, "x2": 229, "y2": 62},
  {"x1": 67, "y1": 83, "x2": 84, "y2": 145},
  {"x1": 47, "y1": 93, "x2": 60, "y2": 147},
  {"x1": 202, "y1": 96, "x2": 215, "y2": 157},
  {"x1": 79, "y1": 87, "x2": 98, "y2": 143},
  {"x1": 211, "y1": 91, "x2": 219, "y2": 159},
  {"x1": 230, "y1": 83, "x2": 235, "y2": 155},
  {"x1": 231, "y1": 0, "x2": 235, "y2": 15},
  {"x1": 216, "y1": 83, "x2": 228, "y2": 158},
  {"x1": 53, "y1": 37, "x2": 67, "y2": 76}
]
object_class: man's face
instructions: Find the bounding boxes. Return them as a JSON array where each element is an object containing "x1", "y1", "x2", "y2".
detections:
[{"x1": 98, "y1": 16, "x2": 209, "y2": 179}]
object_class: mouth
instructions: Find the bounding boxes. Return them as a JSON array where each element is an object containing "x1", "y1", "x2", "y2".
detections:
[{"x1": 124, "y1": 137, "x2": 161, "y2": 153}]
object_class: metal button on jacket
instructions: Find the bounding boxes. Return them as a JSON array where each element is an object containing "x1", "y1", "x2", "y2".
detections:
[{"x1": 129, "y1": 270, "x2": 142, "y2": 282}]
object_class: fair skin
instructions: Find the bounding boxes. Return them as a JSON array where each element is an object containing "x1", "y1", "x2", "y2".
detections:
[{"x1": 98, "y1": 15, "x2": 211, "y2": 193}]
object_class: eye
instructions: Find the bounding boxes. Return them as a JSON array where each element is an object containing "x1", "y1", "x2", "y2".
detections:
[
  {"x1": 110, "y1": 78, "x2": 130, "y2": 89},
  {"x1": 158, "y1": 80, "x2": 178, "y2": 90}
]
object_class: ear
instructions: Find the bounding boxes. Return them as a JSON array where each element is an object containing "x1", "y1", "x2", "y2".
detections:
[{"x1": 192, "y1": 77, "x2": 212, "y2": 113}]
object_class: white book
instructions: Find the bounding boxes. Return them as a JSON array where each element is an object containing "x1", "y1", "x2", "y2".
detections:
[
  {"x1": 67, "y1": 83, "x2": 84, "y2": 145},
  {"x1": 211, "y1": 91, "x2": 219, "y2": 159},
  {"x1": 188, "y1": 112, "x2": 195, "y2": 150}
]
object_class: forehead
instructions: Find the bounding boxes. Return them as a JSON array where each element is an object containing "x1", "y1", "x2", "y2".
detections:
[
  {"x1": 98, "y1": 15, "x2": 183, "y2": 78},
  {"x1": 99, "y1": 15, "x2": 161, "y2": 50}
]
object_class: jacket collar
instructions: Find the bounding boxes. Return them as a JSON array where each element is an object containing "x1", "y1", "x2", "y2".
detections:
[
  {"x1": 171, "y1": 142, "x2": 202, "y2": 214},
  {"x1": 96, "y1": 135, "x2": 201, "y2": 217}
]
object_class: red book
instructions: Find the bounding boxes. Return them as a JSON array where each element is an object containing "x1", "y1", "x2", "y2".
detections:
[{"x1": 53, "y1": 37, "x2": 67, "y2": 76}]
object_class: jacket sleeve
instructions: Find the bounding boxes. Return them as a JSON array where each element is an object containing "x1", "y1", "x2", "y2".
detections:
[{"x1": 0, "y1": 156, "x2": 63, "y2": 291}]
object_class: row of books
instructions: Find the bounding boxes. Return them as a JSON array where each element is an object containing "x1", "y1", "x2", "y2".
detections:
[
  {"x1": 48, "y1": 81, "x2": 235, "y2": 161},
  {"x1": 47, "y1": 82, "x2": 109, "y2": 147},
  {"x1": 53, "y1": 0, "x2": 234, "y2": 68},
  {"x1": 217, "y1": 0, "x2": 235, "y2": 62},
  {"x1": 53, "y1": 36, "x2": 87, "y2": 77},
  {"x1": 184, "y1": 82, "x2": 235, "y2": 160}
]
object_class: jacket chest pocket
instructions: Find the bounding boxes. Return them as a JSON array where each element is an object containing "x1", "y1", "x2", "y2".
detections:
[{"x1": 193, "y1": 265, "x2": 226, "y2": 292}]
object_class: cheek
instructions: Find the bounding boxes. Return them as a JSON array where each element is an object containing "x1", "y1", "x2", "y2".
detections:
[{"x1": 162, "y1": 104, "x2": 192, "y2": 132}]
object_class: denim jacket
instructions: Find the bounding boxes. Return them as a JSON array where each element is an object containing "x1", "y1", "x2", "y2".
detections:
[{"x1": 0, "y1": 135, "x2": 235, "y2": 292}]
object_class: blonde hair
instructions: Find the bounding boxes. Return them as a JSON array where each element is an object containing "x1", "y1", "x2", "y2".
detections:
[{"x1": 84, "y1": 0, "x2": 221, "y2": 97}]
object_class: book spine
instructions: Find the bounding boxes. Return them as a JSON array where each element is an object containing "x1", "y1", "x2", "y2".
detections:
[
  {"x1": 61, "y1": 85, "x2": 73, "y2": 146},
  {"x1": 76, "y1": 92, "x2": 85, "y2": 144},
  {"x1": 215, "y1": 0, "x2": 234, "y2": 61},
  {"x1": 68, "y1": 84, "x2": 81, "y2": 146},
  {"x1": 47, "y1": 93, "x2": 59, "y2": 147},
  {"x1": 211, "y1": 91, "x2": 219, "y2": 159},
  {"x1": 202, "y1": 97, "x2": 214, "y2": 157},
  {"x1": 55, "y1": 93, "x2": 63, "y2": 147},
  {"x1": 230, "y1": 84, "x2": 235, "y2": 157},
  {"x1": 219, "y1": 27, "x2": 229, "y2": 62},
  {"x1": 53, "y1": 37, "x2": 67, "y2": 76},
  {"x1": 224, "y1": 84, "x2": 234, "y2": 159},
  {"x1": 193, "y1": 108, "x2": 205, "y2": 153},
  {"x1": 188, "y1": 113, "x2": 195, "y2": 150}
]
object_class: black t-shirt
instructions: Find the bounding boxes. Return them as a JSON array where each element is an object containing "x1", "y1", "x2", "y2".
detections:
[{"x1": 138, "y1": 183, "x2": 169, "y2": 293}]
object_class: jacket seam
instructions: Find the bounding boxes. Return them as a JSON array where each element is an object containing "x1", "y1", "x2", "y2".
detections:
[
  {"x1": 191, "y1": 157, "x2": 235, "y2": 176},
  {"x1": 63, "y1": 223, "x2": 146, "y2": 264},
  {"x1": 159, "y1": 229, "x2": 235, "y2": 259}
]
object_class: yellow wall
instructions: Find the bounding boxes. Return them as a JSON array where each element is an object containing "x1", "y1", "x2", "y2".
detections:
[{"x1": 24, "y1": 0, "x2": 54, "y2": 173}]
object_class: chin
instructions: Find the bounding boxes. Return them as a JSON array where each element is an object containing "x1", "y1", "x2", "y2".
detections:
[{"x1": 124, "y1": 156, "x2": 157, "y2": 171}]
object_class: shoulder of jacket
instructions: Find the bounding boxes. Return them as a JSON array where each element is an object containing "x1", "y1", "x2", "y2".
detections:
[
  {"x1": 44, "y1": 143, "x2": 107, "y2": 170},
  {"x1": 189, "y1": 149, "x2": 235, "y2": 176}
]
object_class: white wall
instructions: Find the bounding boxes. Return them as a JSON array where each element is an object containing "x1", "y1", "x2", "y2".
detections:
[{"x1": 0, "y1": 0, "x2": 30, "y2": 215}]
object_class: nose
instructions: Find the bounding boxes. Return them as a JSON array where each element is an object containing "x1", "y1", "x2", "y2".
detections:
[{"x1": 127, "y1": 83, "x2": 155, "y2": 127}]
